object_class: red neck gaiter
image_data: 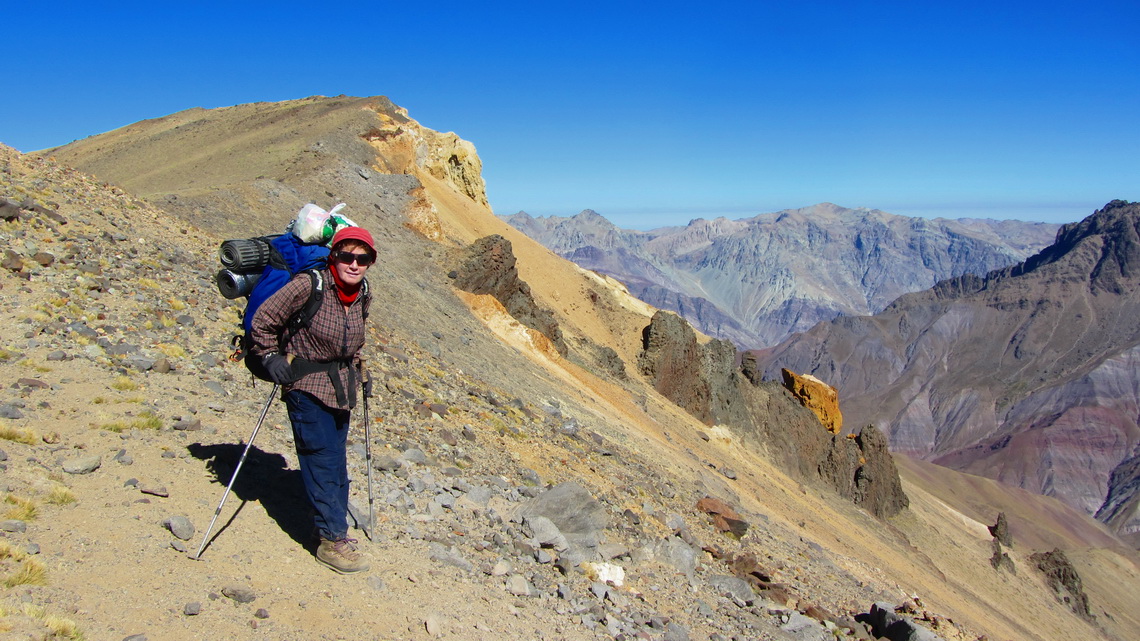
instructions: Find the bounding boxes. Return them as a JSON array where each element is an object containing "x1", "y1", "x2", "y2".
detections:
[{"x1": 328, "y1": 265, "x2": 360, "y2": 306}]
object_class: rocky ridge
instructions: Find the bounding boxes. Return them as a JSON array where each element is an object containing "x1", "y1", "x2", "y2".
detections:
[
  {"x1": 2, "y1": 95, "x2": 1136, "y2": 641},
  {"x1": 637, "y1": 311, "x2": 908, "y2": 520},
  {"x1": 504, "y1": 205, "x2": 1059, "y2": 349}
]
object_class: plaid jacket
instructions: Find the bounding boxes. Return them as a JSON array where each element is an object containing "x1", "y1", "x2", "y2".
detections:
[{"x1": 250, "y1": 269, "x2": 368, "y2": 410}]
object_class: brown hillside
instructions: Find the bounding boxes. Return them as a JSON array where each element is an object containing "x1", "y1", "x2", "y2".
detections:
[{"x1": 0, "y1": 96, "x2": 1134, "y2": 640}]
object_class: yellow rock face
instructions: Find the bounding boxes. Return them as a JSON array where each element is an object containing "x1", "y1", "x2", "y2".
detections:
[{"x1": 781, "y1": 368, "x2": 843, "y2": 434}]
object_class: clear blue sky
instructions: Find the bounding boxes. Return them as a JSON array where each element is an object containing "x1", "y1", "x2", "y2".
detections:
[{"x1": 4, "y1": 1, "x2": 1137, "y2": 228}]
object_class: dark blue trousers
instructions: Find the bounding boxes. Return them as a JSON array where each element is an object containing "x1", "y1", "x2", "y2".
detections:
[{"x1": 284, "y1": 390, "x2": 350, "y2": 541}]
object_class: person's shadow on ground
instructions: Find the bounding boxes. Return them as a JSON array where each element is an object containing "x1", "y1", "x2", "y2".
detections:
[{"x1": 187, "y1": 442, "x2": 313, "y2": 555}]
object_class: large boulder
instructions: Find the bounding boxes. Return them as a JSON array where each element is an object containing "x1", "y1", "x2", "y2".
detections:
[
  {"x1": 518, "y1": 481, "x2": 608, "y2": 561},
  {"x1": 453, "y1": 234, "x2": 566, "y2": 355},
  {"x1": 1029, "y1": 548, "x2": 1094, "y2": 621}
]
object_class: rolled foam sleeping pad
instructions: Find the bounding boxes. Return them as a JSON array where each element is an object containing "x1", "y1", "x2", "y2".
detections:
[
  {"x1": 216, "y1": 269, "x2": 261, "y2": 300},
  {"x1": 219, "y1": 236, "x2": 276, "y2": 271}
]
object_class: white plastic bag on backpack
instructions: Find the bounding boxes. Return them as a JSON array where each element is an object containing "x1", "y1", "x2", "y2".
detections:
[{"x1": 293, "y1": 203, "x2": 356, "y2": 245}]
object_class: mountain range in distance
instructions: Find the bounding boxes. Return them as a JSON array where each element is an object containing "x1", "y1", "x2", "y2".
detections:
[
  {"x1": 505, "y1": 204, "x2": 1060, "y2": 349},
  {"x1": 752, "y1": 200, "x2": 1140, "y2": 545}
]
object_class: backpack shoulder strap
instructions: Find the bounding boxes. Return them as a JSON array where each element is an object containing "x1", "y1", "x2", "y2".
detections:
[
  {"x1": 281, "y1": 270, "x2": 325, "y2": 349},
  {"x1": 293, "y1": 270, "x2": 325, "y2": 328}
]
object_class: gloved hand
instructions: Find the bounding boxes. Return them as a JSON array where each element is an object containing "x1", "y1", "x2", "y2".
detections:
[{"x1": 263, "y1": 354, "x2": 295, "y2": 385}]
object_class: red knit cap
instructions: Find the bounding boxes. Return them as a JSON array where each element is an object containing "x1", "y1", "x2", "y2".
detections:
[{"x1": 330, "y1": 226, "x2": 376, "y2": 256}]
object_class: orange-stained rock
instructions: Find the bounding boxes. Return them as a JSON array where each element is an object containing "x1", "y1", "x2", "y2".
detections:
[{"x1": 781, "y1": 369, "x2": 843, "y2": 434}]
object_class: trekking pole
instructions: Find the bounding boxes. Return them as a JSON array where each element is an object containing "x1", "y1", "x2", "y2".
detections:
[
  {"x1": 362, "y1": 370, "x2": 376, "y2": 542},
  {"x1": 194, "y1": 383, "x2": 278, "y2": 559}
]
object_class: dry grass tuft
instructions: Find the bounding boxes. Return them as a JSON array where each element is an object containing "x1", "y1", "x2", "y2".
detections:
[
  {"x1": 3, "y1": 495, "x2": 37, "y2": 521},
  {"x1": 99, "y1": 411, "x2": 162, "y2": 433},
  {"x1": 46, "y1": 485, "x2": 77, "y2": 506},
  {"x1": 41, "y1": 610, "x2": 84, "y2": 640},
  {"x1": 156, "y1": 342, "x2": 186, "y2": 358},
  {"x1": 0, "y1": 540, "x2": 26, "y2": 561},
  {"x1": 133, "y1": 411, "x2": 162, "y2": 430},
  {"x1": 3, "y1": 557, "x2": 47, "y2": 587},
  {"x1": 0, "y1": 425, "x2": 37, "y2": 445},
  {"x1": 111, "y1": 376, "x2": 138, "y2": 391},
  {"x1": 0, "y1": 604, "x2": 83, "y2": 640}
]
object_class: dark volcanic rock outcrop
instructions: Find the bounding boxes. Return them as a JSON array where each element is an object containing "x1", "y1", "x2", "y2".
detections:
[
  {"x1": 638, "y1": 311, "x2": 714, "y2": 423},
  {"x1": 638, "y1": 311, "x2": 908, "y2": 518},
  {"x1": 454, "y1": 234, "x2": 567, "y2": 355},
  {"x1": 1029, "y1": 549, "x2": 1094, "y2": 621},
  {"x1": 506, "y1": 204, "x2": 1059, "y2": 348},
  {"x1": 753, "y1": 201, "x2": 1140, "y2": 537}
]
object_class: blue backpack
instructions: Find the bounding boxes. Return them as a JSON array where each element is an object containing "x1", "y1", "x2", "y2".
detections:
[{"x1": 219, "y1": 232, "x2": 368, "y2": 381}]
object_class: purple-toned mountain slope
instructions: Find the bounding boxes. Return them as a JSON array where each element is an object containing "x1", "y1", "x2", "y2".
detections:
[{"x1": 752, "y1": 200, "x2": 1140, "y2": 542}]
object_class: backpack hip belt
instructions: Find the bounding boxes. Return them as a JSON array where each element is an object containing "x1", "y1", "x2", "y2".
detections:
[{"x1": 290, "y1": 357, "x2": 358, "y2": 409}]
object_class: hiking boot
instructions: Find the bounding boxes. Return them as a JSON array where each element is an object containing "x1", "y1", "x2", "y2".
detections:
[{"x1": 316, "y1": 537, "x2": 369, "y2": 574}]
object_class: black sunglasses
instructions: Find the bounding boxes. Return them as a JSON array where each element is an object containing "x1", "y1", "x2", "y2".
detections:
[{"x1": 331, "y1": 250, "x2": 375, "y2": 267}]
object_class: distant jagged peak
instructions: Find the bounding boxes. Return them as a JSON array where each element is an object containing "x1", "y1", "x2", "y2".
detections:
[
  {"x1": 681, "y1": 215, "x2": 746, "y2": 235},
  {"x1": 768, "y1": 202, "x2": 887, "y2": 224},
  {"x1": 568, "y1": 209, "x2": 621, "y2": 230},
  {"x1": 572, "y1": 208, "x2": 607, "y2": 221},
  {"x1": 897, "y1": 200, "x2": 1140, "y2": 306},
  {"x1": 986, "y1": 199, "x2": 1140, "y2": 291}
]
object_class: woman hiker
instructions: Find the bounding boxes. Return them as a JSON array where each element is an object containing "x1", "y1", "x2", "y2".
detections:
[{"x1": 250, "y1": 225, "x2": 376, "y2": 574}]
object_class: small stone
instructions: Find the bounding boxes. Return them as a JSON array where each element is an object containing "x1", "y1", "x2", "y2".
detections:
[
  {"x1": 141, "y1": 486, "x2": 169, "y2": 497},
  {"x1": 163, "y1": 516, "x2": 195, "y2": 540},
  {"x1": 1, "y1": 519, "x2": 27, "y2": 533},
  {"x1": 171, "y1": 540, "x2": 187, "y2": 553},
  {"x1": 115, "y1": 450, "x2": 134, "y2": 465},
  {"x1": 0, "y1": 404, "x2": 24, "y2": 419},
  {"x1": 63, "y1": 454, "x2": 102, "y2": 474},
  {"x1": 172, "y1": 418, "x2": 201, "y2": 431},
  {"x1": 184, "y1": 602, "x2": 201, "y2": 616},
  {"x1": 222, "y1": 584, "x2": 257, "y2": 603},
  {"x1": 373, "y1": 456, "x2": 400, "y2": 472},
  {"x1": 254, "y1": 608, "x2": 269, "y2": 619},
  {"x1": 508, "y1": 574, "x2": 535, "y2": 597},
  {"x1": 122, "y1": 635, "x2": 147, "y2": 641},
  {"x1": 425, "y1": 613, "x2": 443, "y2": 637},
  {"x1": 664, "y1": 622, "x2": 691, "y2": 641},
  {"x1": 17, "y1": 378, "x2": 50, "y2": 389}
]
